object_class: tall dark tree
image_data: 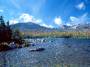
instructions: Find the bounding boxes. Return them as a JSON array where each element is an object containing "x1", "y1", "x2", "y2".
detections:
[{"x1": 0, "y1": 16, "x2": 12, "y2": 43}]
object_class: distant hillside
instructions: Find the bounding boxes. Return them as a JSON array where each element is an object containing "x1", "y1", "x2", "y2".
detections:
[
  {"x1": 10, "y1": 22, "x2": 57, "y2": 32},
  {"x1": 76, "y1": 23, "x2": 90, "y2": 32},
  {"x1": 10, "y1": 22, "x2": 90, "y2": 33},
  {"x1": 62, "y1": 23, "x2": 90, "y2": 32},
  {"x1": 10, "y1": 22, "x2": 90, "y2": 38}
]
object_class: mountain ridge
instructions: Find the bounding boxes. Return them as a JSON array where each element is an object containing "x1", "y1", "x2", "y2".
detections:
[
  {"x1": 10, "y1": 22, "x2": 57, "y2": 32},
  {"x1": 10, "y1": 22, "x2": 90, "y2": 32}
]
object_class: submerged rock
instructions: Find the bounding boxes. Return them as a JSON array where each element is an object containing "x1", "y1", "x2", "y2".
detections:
[{"x1": 30, "y1": 48, "x2": 45, "y2": 52}]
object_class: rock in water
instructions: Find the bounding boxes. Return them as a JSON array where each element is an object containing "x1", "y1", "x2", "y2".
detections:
[{"x1": 30, "y1": 48, "x2": 45, "y2": 52}]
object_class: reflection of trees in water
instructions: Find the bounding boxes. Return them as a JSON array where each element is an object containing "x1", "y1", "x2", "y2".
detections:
[
  {"x1": 3, "y1": 53, "x2": 7, "y2": 67},
  {"x1": 0, "y1": 52, "x2": 7, "y2": 67}
]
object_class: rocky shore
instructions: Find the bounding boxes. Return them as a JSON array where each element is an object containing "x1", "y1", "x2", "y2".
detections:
[{"x1": 0, "y1": 42, "x2": 30, "y2": 52}]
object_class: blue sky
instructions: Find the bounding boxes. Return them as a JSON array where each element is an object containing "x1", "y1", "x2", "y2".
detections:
[{"x1": 0, "y1": 0, "x2": 90, "y2": 28}]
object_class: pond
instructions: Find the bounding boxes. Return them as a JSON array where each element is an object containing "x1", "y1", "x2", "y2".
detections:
[{"x1": 0, "y1": 38, "x2": 90, "y2": 67}]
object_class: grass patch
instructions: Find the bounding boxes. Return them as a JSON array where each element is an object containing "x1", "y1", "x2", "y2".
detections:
[{"x1": 23, "y1": 31, "x2": 90, "y2": 39}]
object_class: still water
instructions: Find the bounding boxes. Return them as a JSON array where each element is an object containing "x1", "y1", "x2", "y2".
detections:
[{"x1": 0, "y1": 38, "x2": 90, "y2": 67}]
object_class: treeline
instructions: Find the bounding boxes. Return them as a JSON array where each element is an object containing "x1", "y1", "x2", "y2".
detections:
[{"x1": 0, "y1": 16, "x2": 25, "y2": 51}]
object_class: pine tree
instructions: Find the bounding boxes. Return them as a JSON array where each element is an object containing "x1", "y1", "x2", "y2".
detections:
[{"x1": 0, "y1": 16, "x2": 12, "y2": 43}]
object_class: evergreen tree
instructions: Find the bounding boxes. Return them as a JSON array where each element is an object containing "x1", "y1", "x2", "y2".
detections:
[
  {"x1": 0, "y1": 16, "x2": 12, "y2": 43},
  {"x1": 0, "y1": 16, "x2": 24, "y2": 44}
]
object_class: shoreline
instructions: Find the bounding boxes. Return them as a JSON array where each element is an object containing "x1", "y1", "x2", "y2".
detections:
[{"x1": 0, "y1": 37, "x2": 90, "y2": 52}]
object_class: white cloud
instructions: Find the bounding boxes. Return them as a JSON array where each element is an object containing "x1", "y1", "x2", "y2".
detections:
[
  {"x1": 70, "y1": 16, "x2": 78, "y2": 22},
  {"x1": 40, "y1": 23, "x2": 54, "y2": 28},
  {"x1": 54, "y1": 16, "x2": 63, "y2": 26},
  {"x1": 18, "y1": 13, "x2": 43, "y2": 24},
  {"x1": 70, "y1": 13, "x2": 88, "y2": 25},
  {"x1": 18, "y1": 13, "x2": 34, "y2": 23},
  {"x1": 10, "y1": 13, "x2": 54, "y2": 28},
  {"x1": 66, "y1": 23, "x2": 72, "y2": 26},
  {"x1": 70, "y1": 16, "x2": 79, "y2": 25},
  {"x1": 76, "y1": 2, "x2": 85, "y2": 10},
  {"x1": 0, "y1": 9, "x2": 4, "y2": 13},
  {"x1": 10, "y1": 13, "x2": 42, "y2": 24},
  {"x1": 9, "y1": 19, "x2": 18, "y2": 25}
]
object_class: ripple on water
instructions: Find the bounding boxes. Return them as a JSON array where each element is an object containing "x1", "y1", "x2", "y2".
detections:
[{"x1": 0, "y1": 38, "x2": 90, "y2": 67}]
